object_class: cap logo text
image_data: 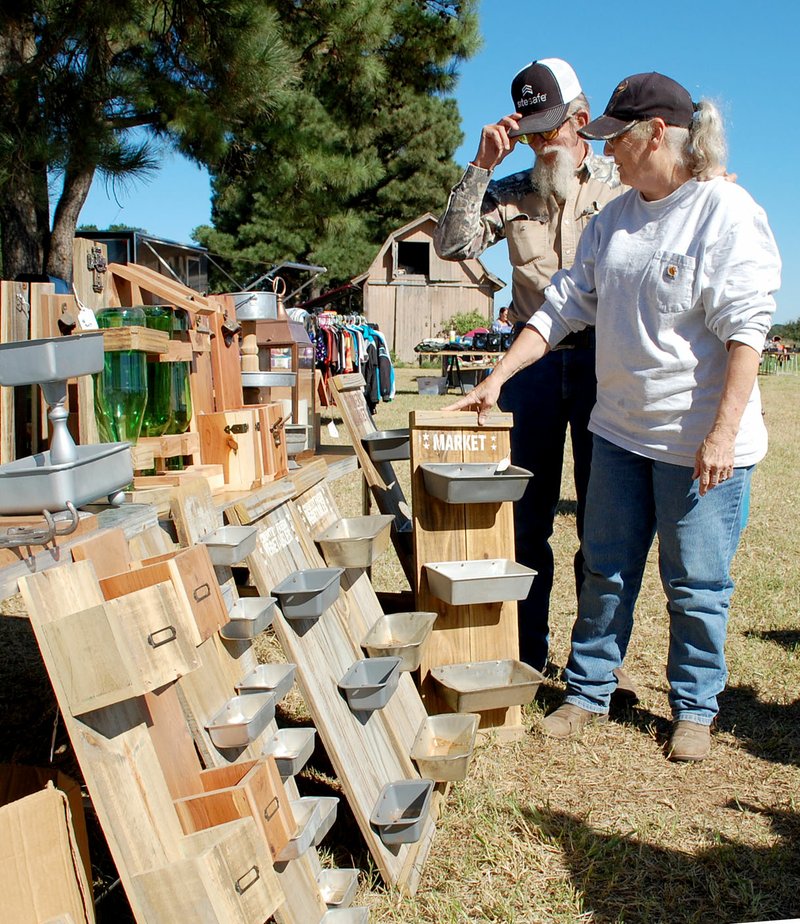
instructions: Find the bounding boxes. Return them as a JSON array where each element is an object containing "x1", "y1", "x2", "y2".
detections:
[{"x1": 518, "y1": 91, "x2": 547, "y2": 106}]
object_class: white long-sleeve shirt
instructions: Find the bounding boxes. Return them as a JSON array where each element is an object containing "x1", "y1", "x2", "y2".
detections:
[{"x1": 528, "y1": 177, "x2": 781, "y2": 467}]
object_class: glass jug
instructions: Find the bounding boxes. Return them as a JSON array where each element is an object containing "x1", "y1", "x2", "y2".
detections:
[
  {"x1": 141, "y1": 306, "x2": 174, "y2": 437},
  {"x1": 93, "y1": 307, "x2": 148, "y2": 443}
]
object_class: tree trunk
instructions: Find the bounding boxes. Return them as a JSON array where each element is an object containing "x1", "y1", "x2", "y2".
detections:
[
  {"x1": 0, "y1": 188, "x2": 47, "y2": 280},
  {"x1": 46, "y1": 167, "x2": 95, "y2": 285}
]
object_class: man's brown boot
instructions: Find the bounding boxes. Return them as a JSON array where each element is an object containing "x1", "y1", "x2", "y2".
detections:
[
  {"x1": 666, "y1": 720, "x2": 711, "y2": 762},
  {"x1": 541, "y1": 703, "x2": 608, "y2": 739}
]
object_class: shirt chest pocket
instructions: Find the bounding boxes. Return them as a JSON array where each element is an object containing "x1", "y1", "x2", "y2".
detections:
[
  {"x1": 506, "y1": 216, "x2": 550, "y2": 266},
  {"x1": 648, "y1": 250, "x2": 697, "y2": 313}
]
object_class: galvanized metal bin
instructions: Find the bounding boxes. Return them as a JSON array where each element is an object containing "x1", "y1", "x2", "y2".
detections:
[
  {"x1": 420, "y1": 462, "x2": 533, "y2": 504},
  {"x1": 204, "y1": 692, "x2": 278, "y2": 749},
  {"x1": 360, "y1": 429, "x2": 410, "y2": 462},
  {"x1": 0, "y1": 332, "x2": 104, "y2": 386},
  {"x1": 315, "y1": 515, "x2": 394, "y2": 569},
  {"x1": 219, "y1": 597, "x2": 276, "y2": 641},
  {"x1": 316, "y1": 868, "x2": 360, "y2": 909},
  {"x1": 338, "y1": 657, "x2": 401, "y2": 713},
  {"x1": 410, "y1": 713, "x2": 480, "y2": 782},
  {"x1": 360, "y1": 612, "x2": 437, "y2": 672},
  {"x1": 370, "y1": 779, "x2": 434, "y2": 845},
  {"x1": 200, "y1": 526, "x2": 259, "y2": 567},
  {"x1": 235, "y1": 662, "x2": 296, "y2": 700},
  {"x1": 272, "y1": 567, "x2": 344, "y2": 619},
  {"x1": 262, "y1": 727, "x2": 316, "y2": 779},
  {"x1": 424, "y1": 559, "x2": 536, "y2": 605},
  {"x1": 430, "y1": 660, "x2": 544, "y2": 712}
]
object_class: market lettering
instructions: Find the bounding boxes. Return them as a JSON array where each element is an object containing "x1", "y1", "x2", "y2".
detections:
[
  {"x1": 258, "y1": 519, "x2": 296, "y2": 555},
  {"x1": 300, "y1": 493, "x2": 331, "y2": 527},
  {"x1": 431, "y1": 432, "x2": 488, "y2": 452}
]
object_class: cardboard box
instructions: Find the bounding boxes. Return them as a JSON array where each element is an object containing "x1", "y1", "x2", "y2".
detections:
[{"x1": 0, "y1": 783, "x2": 95, "y2": 923}]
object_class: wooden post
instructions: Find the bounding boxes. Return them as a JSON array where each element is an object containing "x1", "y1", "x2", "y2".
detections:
[{"x1": 410, "y1": 409, "x2": 525, "y2": 740}]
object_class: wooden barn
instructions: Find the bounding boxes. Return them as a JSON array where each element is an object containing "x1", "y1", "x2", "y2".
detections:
[{"x1": 355, "y1": 213, "x2": 505, "y2": 363}]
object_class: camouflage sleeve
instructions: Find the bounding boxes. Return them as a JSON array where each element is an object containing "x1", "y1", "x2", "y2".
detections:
[{"x1": 433, "y1": 164, "x2": 506, "y2": 261}]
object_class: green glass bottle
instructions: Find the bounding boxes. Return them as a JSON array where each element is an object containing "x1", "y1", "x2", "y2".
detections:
[
  {"x1": 165, "y1": 309, "x2": 193, "y2": 471},
  {"x1": 94, "y1": 307, "x2": 148, "y2": 443},
  {"x1": 141, "y1": 306, "x2": 175, "y2": 438}
]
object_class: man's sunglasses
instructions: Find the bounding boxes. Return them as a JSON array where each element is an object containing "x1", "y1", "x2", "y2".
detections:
[{"x1": 517, "y1": 118, "x2": 571, "y2": 145}]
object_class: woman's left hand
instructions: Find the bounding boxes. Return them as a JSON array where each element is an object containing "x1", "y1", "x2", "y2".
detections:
[{"x1": 693, "y1": 430, "x2": 736, "y2": 495}]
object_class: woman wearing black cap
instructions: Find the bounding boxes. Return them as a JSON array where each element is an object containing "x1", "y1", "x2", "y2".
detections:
[{"x1": 447, "y1": 72, "x2": 781, "y2": 761}]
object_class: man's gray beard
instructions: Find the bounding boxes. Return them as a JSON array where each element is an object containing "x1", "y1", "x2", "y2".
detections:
[{"x1": 531, "y1": 147, "x2": 577, "y2": 200}]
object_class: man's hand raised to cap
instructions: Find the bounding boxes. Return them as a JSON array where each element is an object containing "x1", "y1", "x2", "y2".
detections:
[{"x1": 472, "y1": 113, "x2": 523, "y2": 172}]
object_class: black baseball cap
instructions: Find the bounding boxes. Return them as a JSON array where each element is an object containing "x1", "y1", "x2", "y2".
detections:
[
  {"x1": 580, "y1": 72, "x2": 695, "y2": 141},
  {"x1": 509, "y1": 58, "x2": 583, "y2": 137}
]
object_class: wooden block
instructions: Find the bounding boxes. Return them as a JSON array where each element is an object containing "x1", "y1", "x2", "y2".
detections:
[
  {"x1": 1, "y1": 280, "x2": 30, "y2": 464},
  {"x1": 197, "y1": 408, "x2": 264, "y2": 491},
  {"x1": 159, "y1": 340, "x2": 194, "y2": 362},
  {"x1": 132, "y1": 818, "x2": 283, "y2": 924},
  {"x1": 40, "y1": 582, "x2": 200, "y2": 715},
  {"x1": 175, "y1": 757, "x2": 294, "y2": 862},
  {"x1": 137, "y1": 431, "x2": 200, "y2": 461},
  {"x1": 258, "y1": 403, "x2": 289, "y2": 482},
  {"x1": 190, "y1": 329, "x2": 216, "y2": 416},
  {"x1": 143, "y1": 683, "x2": 203, "y2": 801},
  {"x1": 130, "y1": 442, "x2": 155, "y2": 471},
  {"x1": 170, "y1": 479, "x2": 221, "y2": 547},
  {"x1": 101, "y1": 544, "x2": 228, "y2": 646},
  {"x1": 101, "y1": 326, "x2": 169, "y2": 354},
  {"x1": 209, "y1": 305, "x2": 244, "y2": 412},
  {"x1": 70, "y1": 526, "x2": 131, "y2": 579}
]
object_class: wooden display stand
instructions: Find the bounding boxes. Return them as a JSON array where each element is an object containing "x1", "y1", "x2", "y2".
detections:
[{"x1": 410, "y1": 410, "x2": 525, "y2": 740}]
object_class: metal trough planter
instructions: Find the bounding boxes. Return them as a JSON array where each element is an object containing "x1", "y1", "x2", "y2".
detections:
[
  {"x1": 420, "y1": 461, "x2": 533, "y2": 504},
  {"x1": 316, "y1": 868, "x2": 360, "y2": 909},
  {"x1": 360, "y1": 429, "x2": 410, "y2": 462},
  {"x1": 0, "y1": 443, "x2": 133, "y2": 515},
  {"x1": 235, "y1": 662, "x2": 296, "y2": 701},
  {"x1": 284, "y1": 423, "x2": 309, "y2": 457},
  {"x1": 262, "y1": 727, "x2": 316, "y2": 779},
  {"x1": 360, "y1": 612, "x2": 437, "y2": 672},
  {"x1": 240, "y1": 370, "x2": 297, "y2": 388},
  {"x1": 370, "y1": 779, "x2": 434, "y2": 845},
  {"x1": 430, "y1": 660, "x2": 544, "y2": 713},
  {"x1": 204, "y1": 692, "x2": 278, "y2": 749},
  {"x1": 219, "y1": 596, "x2": 276, "y2": 640},
  {"x1": 291, "y1": 795, "x2": 339, "y2": 847},
  {"x1": 338, "y1": 657, "x2": 401, "y2": 714},
  {"x1": 200, "y1": 526, "x2": 258, "y2": 567},
  {"x1": 315, "y1": 515, "x2": 394, "y2": 569},
  {"x1": 424, "y1": 559, "x2": 536, "y2": 605},
  {"x1": 275, "y1": 797, "x2": 322, "y2": 862},
  {"x1": 0, "y1": 332, "x2": 104, "y2": 386},
  {"x1": 410, "y1": 713, "x2": 480, "y2": 782},
  {"x1": 272, "y1": 568, "x2": 344, "y2": 620}
]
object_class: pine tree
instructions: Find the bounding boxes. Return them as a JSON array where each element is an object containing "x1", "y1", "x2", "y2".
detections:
[
  {"x1": 0, "y1": 1, "x2": 294, "y2": 282},
  {"x1": 195, "y1": 0, "x2": 480, "y2": 289}
]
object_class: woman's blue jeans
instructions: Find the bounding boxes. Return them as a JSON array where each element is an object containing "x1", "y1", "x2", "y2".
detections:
[{"x1": 563, "y1": 436, "x2": 752, "y2": 725}]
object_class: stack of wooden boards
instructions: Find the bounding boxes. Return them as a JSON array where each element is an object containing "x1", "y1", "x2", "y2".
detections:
[{"x1": 15, "y1": 464, "x2": 441, "y2": 922}]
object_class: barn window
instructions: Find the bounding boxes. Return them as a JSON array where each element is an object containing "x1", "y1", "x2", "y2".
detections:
[{"x1": 394, "y1": 241, "x2": 430, "y2": 278}]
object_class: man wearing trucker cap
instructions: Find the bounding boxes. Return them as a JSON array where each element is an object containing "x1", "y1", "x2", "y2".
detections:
[{"x1": 434, "y1": 58, "x2": 627, "y2": 680}]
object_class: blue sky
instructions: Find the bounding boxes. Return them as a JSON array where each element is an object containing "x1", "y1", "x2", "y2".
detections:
[{"x1": 78, "y1": 0, "x2": 800, "y2": 322}]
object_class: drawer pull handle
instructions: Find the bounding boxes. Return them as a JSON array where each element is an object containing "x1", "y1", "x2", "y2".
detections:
[
  {"x1": 193, "y1": 583, "x2": 211, "y2": 602},
  {"x1": 234, "y1": 865, "x2": 260, "y2": 895},
  {"x1": 147, "y1": 625, "x2": 177, "y2": 648},
  {"x1": 263, "y1": 796, "x2": 280, "y2": 821}
]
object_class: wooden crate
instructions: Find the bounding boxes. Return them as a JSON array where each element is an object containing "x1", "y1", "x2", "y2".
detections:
[
  {"x1": 197, "y1": 408, "x2": 265, "y2": 491},
  {"x1": 174, "y1": 757, "x2": 295, "y2": 862}
]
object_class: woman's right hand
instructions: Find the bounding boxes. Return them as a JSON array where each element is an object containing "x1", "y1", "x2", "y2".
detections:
[{"x1": 443, "y1": 374, "x2": 503, "y2": 426}]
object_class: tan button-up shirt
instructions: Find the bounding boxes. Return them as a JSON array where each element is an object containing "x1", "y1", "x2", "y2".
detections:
[{"x1": 434, "y1": 148, "x2": 624, "y2": 324}]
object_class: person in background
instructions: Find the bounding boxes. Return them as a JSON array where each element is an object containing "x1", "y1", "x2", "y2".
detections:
[
  {"x1": 434, "y1": 58, "x2": 626, "y2": 677},
  {"x1": 445, "y1": 71, "x2": 780, "y2": 761},
  {"x1": 492, "y1": 306, "x2": 513, "y2": 333}
]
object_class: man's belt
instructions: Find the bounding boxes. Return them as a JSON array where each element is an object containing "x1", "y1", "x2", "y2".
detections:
[{"x1": 511, "y1": 323, "x2": 595, "y2": 350}]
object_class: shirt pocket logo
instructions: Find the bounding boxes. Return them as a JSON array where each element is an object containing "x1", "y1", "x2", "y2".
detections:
[{"x1": 649, "y1": 250, "x2": 696, "y2": 313}]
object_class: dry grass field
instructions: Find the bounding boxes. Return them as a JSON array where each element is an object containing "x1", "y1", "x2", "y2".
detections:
[{"x1": 315, "y1": 366, "x2": 800, "y2": 924}]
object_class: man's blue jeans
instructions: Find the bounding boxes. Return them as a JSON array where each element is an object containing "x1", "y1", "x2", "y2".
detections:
[
  {"x1": 563, "y1": 436, "x2": 752, "y2": 725},
  {"x1": 498, "y1": 346, "x2": 597, "y2": 670}
]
